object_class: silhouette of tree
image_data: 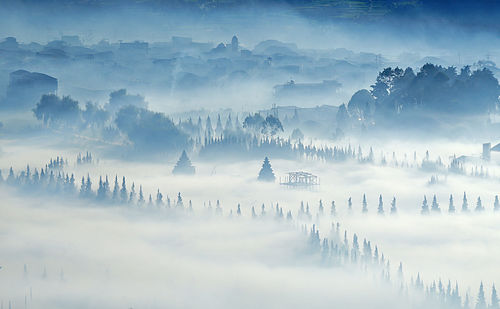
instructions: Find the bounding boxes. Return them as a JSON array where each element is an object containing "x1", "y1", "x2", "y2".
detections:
[
  {"x1": 258, "y1": 157, "x2": 275, "y2": 182},
  {"x1": 172, "y1": 150, "x2": 195, "y2": 175}
]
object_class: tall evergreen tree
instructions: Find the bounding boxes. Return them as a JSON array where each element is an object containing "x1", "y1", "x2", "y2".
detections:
[
  {"x1": 421, "y1": 195, "x2": 429, "y2": 214},
  {"x1": 176, "y1": 192, "x2": 183, "y2": 208},
  {"x1": 79, "y1": 176, "x2": 85, "y2": 197},
  {"x1": 129, "y1": 182, "x2": 136, "y2": 204},
  {"x1": 362, "y1": 194, "x2": 368, "y2": 213},
  {"x1": 112, "y1": 175, "x2": 119, "y2": 201},
  {"x1": 463, "y1": 192, "x2": 469, "y2": 212},
  {"x1": 492, "y1": 284, "x2": 500, "y2": 309},
  {"x1": 172, "y1": 150, "x2": 195, "y2": 175},
  {"x1": 85, "y1": 175, "x2": 92, "y2": 197},
  {"x1": 475, "y1": 196, "x2": 484, "y2": 212},
  {"x1": 138, "y1": 185, "x2": 145, "y2": 205},
  {"x1": 495, "y1": 196, "x2": 500, "y2": 212},
  {"x1": 237, "y1": 203, "x2": 241, "y2": 216},
  {"x1": 390, "y1": 197, "x2": 397, "y2": 214},
  {"x1": 431, "y1": 194, "x2": 441, "y2": 213},
  {"x1": 156, "y1": 189, "x2": 163, "y2": 207},
  {"x1": 449, "y1": 194, "x2": 456, "y2": 213},
  {"x1": 120, "y1": 177, "x2": 128, "y2": 203},
  {"x1": 377, "y1": 194, "x2": 384, "y2": 215},
  {"x1": 96, "y1": 176, "x2": 106, "y2": 200},
  {"x1": 348, "y1": 197, "x2": 352, "y2": 213},
  {"x1": 318, "y1": 199, "x2": 324, "y2": 215},
  {"x1": 330, "y1": 201, "x2": 336, "y2": 217},
  {"x1": 258, "y1": 157, "x2": 275, "y2": 182},
  {"x1": 476, "y1": 282, "x2": 487, "y2": 309}
]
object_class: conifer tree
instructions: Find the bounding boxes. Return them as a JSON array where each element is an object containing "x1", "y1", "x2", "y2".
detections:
[
  {"x1": 85, "y1": 175, "x2": 92, "y2": 197},
  {"x1": 463, "y1": 192, "x2": 469, "y2": 212},
  {"x1": 156, "y1": 189, "x2": 163, "y2": 207},
  {"x1": 96, "y1": 176, "x2": 106, "y2": 200},
  {"x1": 495, "y1": 196, "x2": 500, "y2": 212},
  {"x1": 112, "y1": 175, "x2": 119, "y2": 201},
  {"x1": 79, "y1": 176, "x2": 85, "y2": 197},
  {"x1": 476, "y1": 282, "x2": 487, "y2": 309},
  {"x1": 475, "y1": 196, "x2": 484, "y2": 212},
  {"x1": 431, "y1": 194, "x2": 441, "y2": 213},
  {"x1": 237, "y1": 204, "x2": 241, "y2": 216},
  {"x1": 251, "y1": 206, "x2": 256, "y2": 218},
  {"x1": 258, "y1": 157, "x2": 275, "y2": 182},
  {"x1": 318, "y1": 199, "x2": 324, "y2": 215},
  {"x1": 148, "y1": 194, "x2": 153, "y2": 207},
  {"x1": 449, "y1": 194, "x2": 455, "y2": 213},
  {"x1": 390, "y1": 197, "x2": 397, "y2": 214},
  {"x1": 7, "y1": 167, "x2": 15, "y2": 184},
  {"x1": 129, "y1": 182, "x2": 136, "y2": 204},
  {"x1": 362, "y1": 194, "x2": 368, "y2": 213},
  {"x1": 120, "y1": 177, "x2": 128, "y2": 203},
  {"x1": 492, "y1": 284, "x2": 500, "y2": 309},
  {"x1": 176, "y1": 192, "x2": 183, "y2": 208},
  {"x1": 172, "y1": 150, "x2": 195, "y2": 175},
  {"x1": 377, "y1": 194, "x2": 384, "y2": 215},
  {"x1": 421, "y1": 195, "x2": 429, "y2": 214},
  {"x1": 138, "y1": 185, "x2": 145, "y2": 205},
  {"x1": 330, "y1": 201, "x2": 336, "y2": 217},
  {"x1": 348, "y1": 197, "x2": 352, "y2": 213}
]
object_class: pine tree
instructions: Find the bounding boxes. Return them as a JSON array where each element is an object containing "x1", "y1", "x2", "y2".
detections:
[
  {"x1": 79, "y1": 176, "x2": 85, "y2": 197},
  {"x1": 377, "y1": 194, "x2": 384, "y2": 215},
  {"x1": 7, "y1": 167, "x2": 15, "y2": 184},
  {"x1": 120, "y1": 177, "x2": 127, "y2": 203},
  {"x1": 129, "y1": 182, "x2": 136, "y2": 204},
  {"x1": 112, "y1": 175, "x2": 119, "y2": 201},
  {"x1": 237, "y1": 204, "x2": 241, "y2": 216},
  {"x1": 476, "y1": 282, "x2": 487, "y2": 309},
  {"x1": 85, "y1": 175, "x2": 92, "y2": 197},
  {"x1": 362, "y1": 194, "x2": 368, "y2": 213},
  {"x1": 475, "y1": 196, "x2": 484, "y2": 212},
  {"x1": 495, "y1": 196, "x2": 500, "y2": 212},
  {"x1": 463, "y1": 192, "x2": 469, "y2": 212},
  {"x1": 156, "y1": 189, "x2": 163, "y2": 207},
  {"x1": 258, "y1": 157, "x2": 275, "y2": 182},
  {"x1": 421, "y1": 195, "x2": 429, "y2": 214},
  {"x1": 96, "y1": 176, "x2": 106, "y2": 200},
  {"x1": 176, "y1": 192, "x2": 183, "y2": 208},
  {"x1": 348, "y1": 197, "x2": 352, "y2": 213},
  {"x1": 172, "y1": 150, "x2": 195, "y2": 175},
  {"x1": 449, "y1": 194, "x2": 455, "y2": 213},
  {"x1": 390, "y1": 197, "x2": 397, "y2": 214},
  {"x1": 318, "y1": 199, "x2": 324, "y2": 215},
  {"x1": 491, "y1": 284, "x2": 500, "y2": 309},
  {"x1": 138, "y1": 185, "x2": 145, "y2": 205},
  {"x1": 330, "y1": 201, "x2": 336, "y2": 216},
  {"x1": 251, "y1": 206, "x2": 256, "y2": 218},
  {"x1": 431, "y1": 194, "x2": 441, "y2": 213}
]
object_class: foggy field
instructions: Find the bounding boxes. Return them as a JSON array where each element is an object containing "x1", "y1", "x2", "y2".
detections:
[{"x1": 1, "y1": 0, "x2": 500, "y2": 308}]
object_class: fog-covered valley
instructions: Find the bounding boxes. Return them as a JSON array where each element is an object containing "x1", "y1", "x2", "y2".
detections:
[{"x1": 1, "y1": 1, "x2": 500, "y2": 308}]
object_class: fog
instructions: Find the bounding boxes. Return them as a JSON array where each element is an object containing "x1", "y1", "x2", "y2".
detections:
[{"x1": 1, "y1": 1, "x2": 500, "y2": 308}]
